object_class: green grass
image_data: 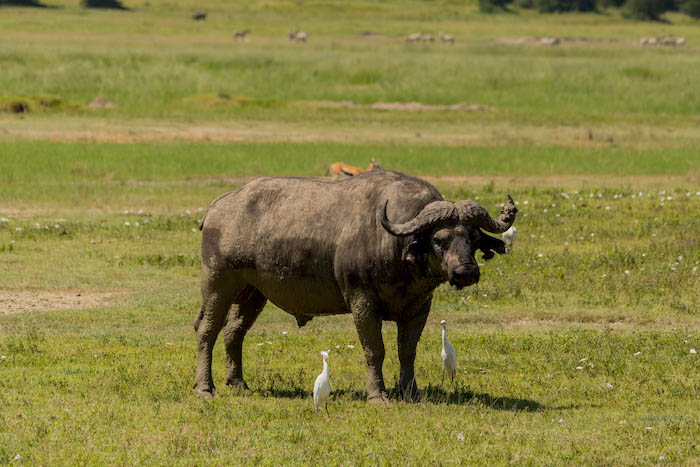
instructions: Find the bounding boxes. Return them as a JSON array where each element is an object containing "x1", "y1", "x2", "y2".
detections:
[
  {"x1": 1, "y1": 0, "x2": 699, "y2": 464},
  {"x1": 1, "y1": 176, "x2": 699, "y2": 463}
]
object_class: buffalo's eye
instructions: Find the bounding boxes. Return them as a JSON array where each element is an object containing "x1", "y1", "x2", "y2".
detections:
[{"x1": 433, "y1": 237, "x2": 445, "y2": 248}]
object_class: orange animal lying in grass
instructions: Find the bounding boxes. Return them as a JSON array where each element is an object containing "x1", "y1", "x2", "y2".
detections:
[{"x1": 326, "y1": 158, "x2": 380, "y2": 179}]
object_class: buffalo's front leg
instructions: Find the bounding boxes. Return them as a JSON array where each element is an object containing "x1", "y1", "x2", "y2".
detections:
[
  {"x1": 397, "y1": 299, "x2": 431, "y2": 402},
  {"x1": 350, "y1": 296, "x2": 388, "y2": 403}
]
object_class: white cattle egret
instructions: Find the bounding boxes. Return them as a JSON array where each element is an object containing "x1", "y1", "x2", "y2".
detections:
[
  {"x1": 313, "y1": 350, "x2": 331, "y2": 413},
  {"x1": 502, "y1": 226, "x2": 517, "y2": 249},
  {"x1": 440, "y1": 320, "x2": 457, "y2": 384}
]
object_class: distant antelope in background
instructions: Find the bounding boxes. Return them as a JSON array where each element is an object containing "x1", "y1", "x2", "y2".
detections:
[{"x1": 326, "y1": 158, "x2": 381, "y2": 180}]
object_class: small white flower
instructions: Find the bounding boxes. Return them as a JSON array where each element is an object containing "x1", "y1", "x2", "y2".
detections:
[
  {"x1": 134, "y1": 222, "x2": 140, "y2": 227},
  {"x1": 558, "y1": 418, "x2": 564, "y2": 423},
  {"x1": 606, "y1": 383, "x2": 613, "y2": 389},
  {"x1": 543, "y1": 209, "x2": 548, "y2": 213},
  {"x1": 537, "y1": 253, "x2": 543, "y2": 258},
  {"x1": 590, "y1": 233, "x2": 595, "y2": 237},
  {"x1": 659, "y1": 456, "x2": 665, "y2": 461},
  {"x1": 0, "y1": 217, "x2": 9, "y2": 222},
  {"x1": 601, "y1": 274, "x2": 607, "y2": 278},
  {"x1": 13, "y1": 454, "x2": 21, "y2": 460},
  {"x1": 619, "y1": 420, "x2": 626, "y2": 425},
  {"x1": 281, "y1": 331, "x2": 288, "y2": 335},
  {"x1": 605, "y1": 206, "x2": 611, "y2": 210},
  {"x1": 564, "y1": 242, "x2": 569, "y2": 246},
  {"x1": 265, "y1": 341, "x2": 273, "y2": 345},
  {"x1": 678, "y1": 256, "x2": 683, "y2": 261},
  {"x1": 523, "y1": 200, "x2": 529, "y2": 205},
  {"x1": 634, "y1": 351, "x2": 641, "y2": 356},
  {"x1": 186, "y1": 210, "x2": 192, "y2": 215},
  {"x1": 256, "y1": 343, "x2": 264, "y2": 346},
  {"x1": 124, "y1": 221, "x2": 130, "y2": 226},
  {"x1": 335, "y1": 345, "x2": 341, "y2": 349},
  {"x1": 460, "y1": 297, "x2": 466, "y2": 303},
  {"x1": 14, "y1": 227, "x2": 23, "y2": 231},
  {"x1": 624, "y1": 270, "x2": 631, "y2": 275},
  {"x1": 347, "y1": 345, "x2": 355, "y2": 349},
  {"x1": 575, "y1": 366, "x2": 583, "y2": 370},
  {"x1": 1, "y1": 355, "x2": 7, "y2": 359},
  {"x1": 578, "y1": 357, "x2": 588, "y2": 363},
  {"x1": 561, "y1": 193, "x2": 570, "y2": 199},
  {"x1": 457, "y1": 433, "x2": 465, "y2": 441},
  {"x1": 690, "y1": 349, "x2": 697, "y2": 354},
  {"x1": 191, "y1": 228, "x2": 197, "y2": 233},
  {"x1": 645, "y1": 426, "x2": 653, "y2": 430},
  {"x1": 693, "y1": 267, "x2": 698, "y2": 273},
  {"x1": 165, "y1": 342, "x2": 173, "y2": 346},
  {"x1": 123, "y1": 210, "x2": 129, "y2": 214},
  {"x1": 642, "y1": 253, "x2": 646, "y2": 257}
]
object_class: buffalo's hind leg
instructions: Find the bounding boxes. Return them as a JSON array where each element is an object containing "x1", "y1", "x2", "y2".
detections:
[
  {"x1": 222, "y1": 286, "x2": 267, "y2": 390},
  {"x1": 193, "y1": 270, "x2": 241, "y2": 398}
]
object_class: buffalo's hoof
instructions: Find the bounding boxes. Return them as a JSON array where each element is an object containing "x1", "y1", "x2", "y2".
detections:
[
  {"x1": 196, "y1": 388, "x2": 216, "y2": 399},
  {"x1": 401, "y1": 388, "x2": 422, "y2": 403},
  {"x1": 226, "y1": 378, "x2": 250, "y2": 393},
  {"x1": 367, "y1": 392, "x2": 390, "y2": 404}
]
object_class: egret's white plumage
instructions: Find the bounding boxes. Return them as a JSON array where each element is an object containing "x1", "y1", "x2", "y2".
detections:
[
  {"x1": 313, "y1": 350, "x2": 331, "y2": 413},
  {"x1": 440, "y1": 320, "x2": 457, "y2": 384},
  {"x1": 502, "y1": 226, "x2": 518, "y2": 250}
]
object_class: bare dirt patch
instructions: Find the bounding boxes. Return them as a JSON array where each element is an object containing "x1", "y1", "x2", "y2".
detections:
[
  {"x1": 0, "y1": 290, "x2": 121, "y2": 314},
  {"x1": 316, "y1": 100, "x2": 494, "y2": 111},
  {"x1": 494, "y1": 36, "x2": 619, "y2": 46}
]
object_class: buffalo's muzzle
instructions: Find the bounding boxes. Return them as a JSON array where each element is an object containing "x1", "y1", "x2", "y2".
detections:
[{"x1": 449, "y1": 264, "x2": 480, "y2": 288}]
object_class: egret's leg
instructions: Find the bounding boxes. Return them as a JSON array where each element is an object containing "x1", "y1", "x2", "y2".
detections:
[{"x1": 222, "y1": 286, "x2": 267, "y2": 390}]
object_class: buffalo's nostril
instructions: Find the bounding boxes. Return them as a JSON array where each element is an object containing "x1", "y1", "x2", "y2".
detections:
[{"x1": 454, "y1": 265, "x2": 468, "y2": 277}]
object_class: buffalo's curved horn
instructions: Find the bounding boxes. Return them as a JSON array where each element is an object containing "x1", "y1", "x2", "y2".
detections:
[
  {"x1": 381, "y1": 200, "x2": 456, "y2": 237},
  {"x1": 455, "y1": 195, "x2": 517, "y2": 234}
]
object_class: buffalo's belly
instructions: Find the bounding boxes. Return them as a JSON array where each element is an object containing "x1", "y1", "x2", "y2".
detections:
[{"x1": 243, "y1": 271, "x2": 348, "y2": 316}]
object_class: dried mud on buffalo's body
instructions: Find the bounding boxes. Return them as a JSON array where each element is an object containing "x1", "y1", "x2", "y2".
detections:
[{"x1": 0, "y1": 290, "x2": 120, "y2": 314}]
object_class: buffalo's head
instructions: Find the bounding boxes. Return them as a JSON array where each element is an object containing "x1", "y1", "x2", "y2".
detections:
[{"x1": 381, "y1": 196, "x2": 517, "y2": 289}]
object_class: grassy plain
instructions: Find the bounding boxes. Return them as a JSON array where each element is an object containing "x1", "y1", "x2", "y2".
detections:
[{"x1": 1, "y1": 0, "x2": 700, "y2": 465}]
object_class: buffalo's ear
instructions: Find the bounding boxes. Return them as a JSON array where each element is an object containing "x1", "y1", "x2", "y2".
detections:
[{"x1": 478, "y1": 232, "x2": 507, "y2": 261}]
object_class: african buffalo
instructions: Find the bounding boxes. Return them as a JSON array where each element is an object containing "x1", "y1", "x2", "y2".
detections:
[{"x1": 194, "y1": 170, "x2": 517, "y2": 402}]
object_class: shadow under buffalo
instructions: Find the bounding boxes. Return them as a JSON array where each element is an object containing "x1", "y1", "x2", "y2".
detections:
[
  {"x1": 258, "y1": 384, "x2": 561, "y2": 412},
  {"x1": 419, "y1": 384, "x2": 546, "y2": 412}
]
